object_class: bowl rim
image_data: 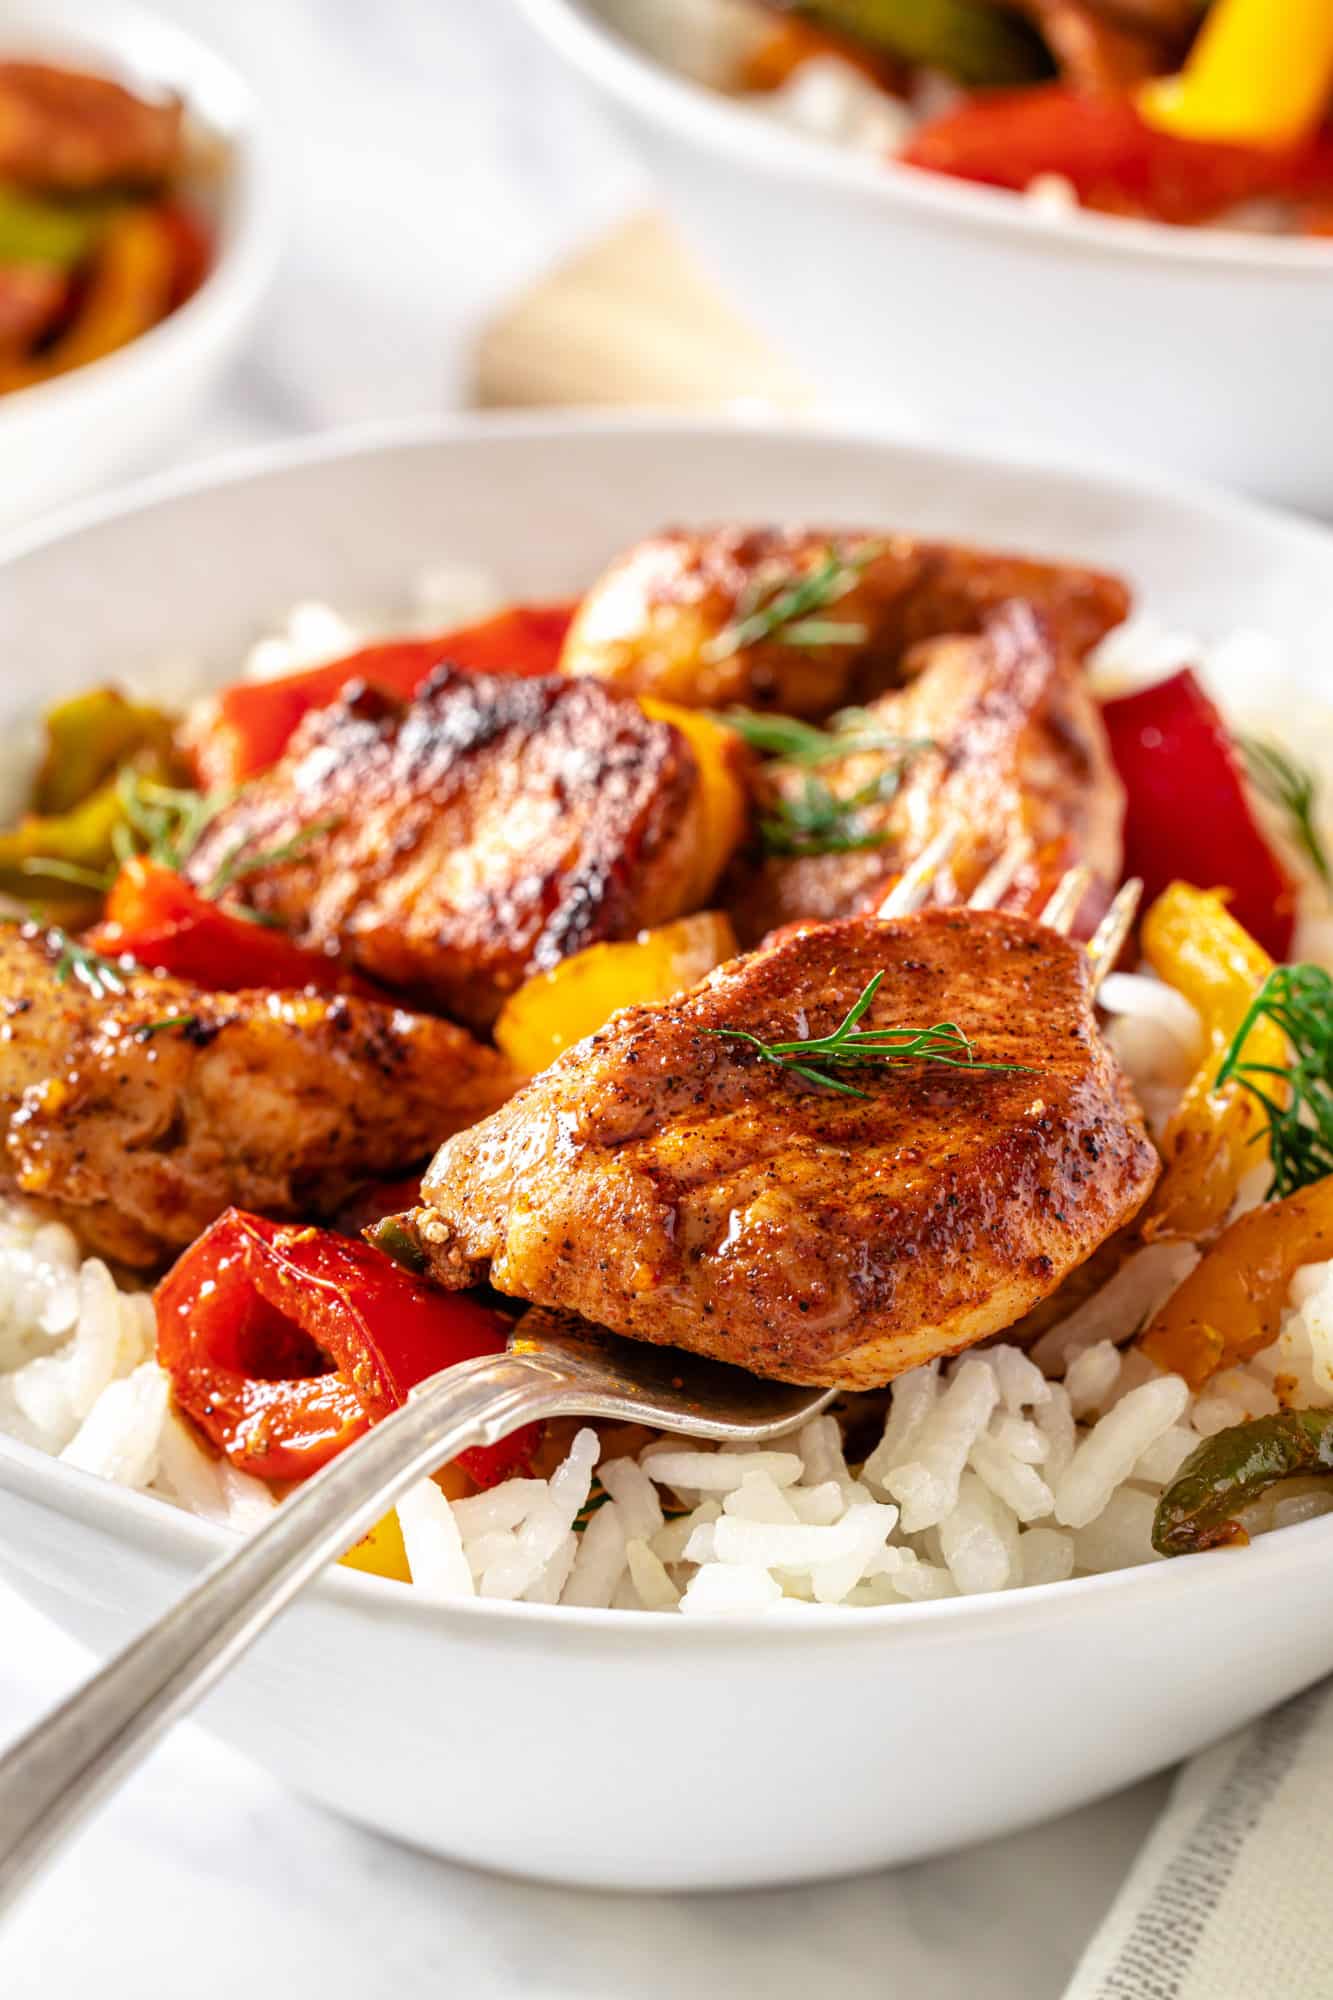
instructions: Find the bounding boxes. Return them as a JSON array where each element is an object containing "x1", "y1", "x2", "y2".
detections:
[
  {"x1": 517, "y1": 0, "x2": 1333, "y2": 279},
  {"x1": 0, "y1": 0, "x2": 284, "y2": 436},
  {"x1": 5, "y1": 405, "x2": 1333, "y2": 1644}
]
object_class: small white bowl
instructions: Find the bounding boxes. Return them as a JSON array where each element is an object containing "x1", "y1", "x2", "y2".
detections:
[
  {"x1": 3, "y1": 414, "x2": 1333, "y2": 1891},
  {"x1": 519, "y1": 0, "x2": 1333, "y2": 513},
  {"x1": 0, "y1": 1, "x2": 281, "y2": 529}
]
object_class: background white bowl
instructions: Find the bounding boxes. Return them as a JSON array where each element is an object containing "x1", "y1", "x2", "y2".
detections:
[
  {"x1": 518, "y1": 0, "x2": 1333, "y2": 515},
  {"x1": 3, "y1": 415, "x2": 1333, "y2": 1891},
  {"x1": 0, "y1": 0, "x2": 281, "y2": 530}
]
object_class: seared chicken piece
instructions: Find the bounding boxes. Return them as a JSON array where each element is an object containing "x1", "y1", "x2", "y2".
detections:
[
  {"x1": 186, "y1": 668, "x2": 738, "y2": 1031},
  {"x1": 0, "y1": 925, "x2": 514, "y2": 1268},
  {"x1": 0, "y1": 62, "x2": 184, "y2": 193},
  {"x1": 400, "y1": 908, "x2": 1159, "y2": 1388},
  {"x1": 728, "y1": 601, "x2": 1124, "y2": 945},
  {"x1": 560, "y1": 525, "x2": 1130, "y2": 718}
]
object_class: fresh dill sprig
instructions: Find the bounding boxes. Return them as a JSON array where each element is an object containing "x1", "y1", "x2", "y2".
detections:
[
  {"x1": 705, "y1": 971, "x2": 1034, "y2": 1100},
  {"x1": 134, "y1": 1013, "x2": 201, "y2": 1042},
  {"x1": 759, "y1": 768, "x2": 904, "y2": 858},
  {"x1": 716, "y1": 704, "x2": 929, "y2": 767},
  {"x1": 200, "y1": 819, "x2": 338, "y2": 901},
  {"x1": 1240, "y1": 736, "x2": 1332, "y2": 890},
  {"x1": 1216, "y1": 962, "x2": 1333, "y2": 1200},
  {"x1": 115, "y1": 770, "x2": 235, "y2": 872},
  {"x1": 716, "y1": 707, "x2": 932, "y2": 859},
  {"x1": 702, "y1": 543, "x2": 883, "y2": 665},
  {"x1": 47, "y1": 926, "x2": 131, "y2": 1000}
]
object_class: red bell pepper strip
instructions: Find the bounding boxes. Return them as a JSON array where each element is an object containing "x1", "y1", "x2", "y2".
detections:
[
  {"x1": 1101, "y1": 668, "x2": 1295, "y2": 960},
  {"x1": 902, "y1": 85, "x2": 1333, "y2": 225},
  {"x1": 156, "y1": 1209, "x2": 537, "y2": 1487},
  {"x1": 154, "y1": 199, "x2": 214, "y2": 312},
  {"x1": 186, "y1": 602, "x2": 578, "y2": 790},
  {"x1": 87, "y1": 855, "x2": 365, "y2": 994}
]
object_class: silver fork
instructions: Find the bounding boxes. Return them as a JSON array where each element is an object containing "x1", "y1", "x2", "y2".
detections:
[
  {"x1": 0, "y1": 835, "x2": 1138, "y2": 1910},
  {"x1": 0, "y1": 1319, "x2": 834, "y2": 1915},
  {"x1": 876, "y1": 826, "x2": 1142, "y2": 996}
]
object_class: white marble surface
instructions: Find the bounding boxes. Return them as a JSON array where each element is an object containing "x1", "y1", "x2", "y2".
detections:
[{"x1": 1, "y1": 2, "x2": 1173, "y2": 1991}]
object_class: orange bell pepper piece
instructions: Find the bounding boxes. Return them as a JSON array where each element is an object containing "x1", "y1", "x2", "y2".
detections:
[{"x1": 1141, "y1": 1174, "x2": 1333, "y2": 1388}]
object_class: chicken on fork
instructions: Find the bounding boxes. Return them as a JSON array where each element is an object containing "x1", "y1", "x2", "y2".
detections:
[
  {"x1": 559, "y1": 524, "x2": 1130, "y2": 718},
  {"x1": 394, "y1": 906, "x2": 1158, "y2": 1388},
  {"x1": 726, "y1": 600, "x2": 1124, "y2": 945}
]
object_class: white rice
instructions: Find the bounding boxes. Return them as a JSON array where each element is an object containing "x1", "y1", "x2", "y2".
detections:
[{"x1": 5, "y1": 1181, "x2": 1332, "y2": 1615}]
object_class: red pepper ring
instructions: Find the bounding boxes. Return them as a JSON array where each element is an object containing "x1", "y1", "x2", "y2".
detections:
[{"x1": 155, "y1": 1209, "x2": 538, "y2": 1488}]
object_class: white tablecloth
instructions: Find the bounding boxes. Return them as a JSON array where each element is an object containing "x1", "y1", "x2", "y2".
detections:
[{"x1": 2, "y1": 2, "x2": 1177, "y2": 1990}]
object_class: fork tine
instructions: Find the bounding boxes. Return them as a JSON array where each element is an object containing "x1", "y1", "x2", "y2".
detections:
[
  {"x1": 967, "y1": 835, "x2": 1033, "y2": 911},
  {"x1": 1039, "y1": 865, "x2": 1092, "y2": 937},
  {"x1": 875, "y1": 825, "x2": 960, "y2": 919},
  {"x1": 1086, "y1": 878, "x2": 1143, "y2": 995}
]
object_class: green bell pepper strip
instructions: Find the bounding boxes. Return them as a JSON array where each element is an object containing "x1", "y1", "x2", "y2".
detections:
[
  {"x1": 0, "y1": 187, "x2": 112, "y2": 269},
  {"x1": 788, "y1": 0, "x2": 1051, "y2": 87},
  {"x1": 1153, "y1": 1409, "x2": 1333, "y2": 1556},
  {"x1": 31, "y1": 687, "x2": 176, "y2": 816}
]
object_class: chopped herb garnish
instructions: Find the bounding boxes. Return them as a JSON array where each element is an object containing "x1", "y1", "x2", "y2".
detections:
[
  {"x1": 200, "y1": 819, "x2": 338, "y2": 901},
  {"x1": 702, "y1": 543, "x2": 882, "y2": 665},
  {"x1": 716, "y1": 706, "x2": 931, "y2": 858},
  {"x1": 1241, "y1": 736, "x2": 1332, "y2": 890},
  {"x1": 717, "y1": 704, "x2": 929, "y2": 768},
  {"x1": 759, "y1": 768, "x2": 905, "y2": 858},
  {"x1": 47, "y1": 927, "x2": 131, "y2": 1000},
  {"x1": 705, "y1": 971, "x2": 1034, "y2": 1099},
  {"x1": 1216, "y1": 962, "x2": 1333, "y2": 1200},
  {"x1": 116, "y1": 770, "x2": 234, "y2": 872},
  {"x1": 134, "y1": 1014, "x2": 200, "y2": 1042}
]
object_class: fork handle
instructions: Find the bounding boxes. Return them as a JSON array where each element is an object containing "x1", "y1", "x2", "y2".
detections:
[{"x1": 0, "y1": 1351, "x2": 575, "y2": 1917}]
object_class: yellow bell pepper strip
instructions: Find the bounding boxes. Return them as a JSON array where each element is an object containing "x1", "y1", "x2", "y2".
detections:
[
  {"x1": 0, "y1": 769, "x2": 146, "y2": 914},
  {"x1": 0, "y1": 205, "x2": 175, "y2": 393},
  {"x1": 339, "y1": 1509, "x2": 412, "y2": 1583},
  {"x1": 32, "y1": 686, "x2": 177, "y2": 816},
  {"x1": 1138, "y1": 882, "x2": 1285, "y2": 1245},
  {"x1": 640, "y1": 698, "x2": 750, "y2": 911},
  {"x1": 494, "y1": 911, "x2": 739, "y2": 1074},
  {"x1": 1139, "y1": 0, "x2": 1333, "y2": 150},
  {"x1": 1141, "y1": 1174, "x2": 1333, "y2": 1388},
  {"x1": 1153, "y1": 1406, "x2": 1333, "y2": 1555}
]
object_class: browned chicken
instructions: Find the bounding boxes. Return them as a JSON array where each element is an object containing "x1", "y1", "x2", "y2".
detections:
[
  {"x1": 727, "y1": 601, "x2": 1124, "y2": 945},
  {"x1": 559, "y1": 525, "x2": 1130, "y2": 718},
  {"x1": 0, "y1": 62, "x2": 184, "y2": 193},
  {"x1": 185, "y1": 668, "x2": 739, "y2": 1031},
  {"x1": 0, "y1": 924, "x2": 514, "y2": 1268},
  {"x1": 398, "y1": 908, "x2": 1159, "y2": 1388}
]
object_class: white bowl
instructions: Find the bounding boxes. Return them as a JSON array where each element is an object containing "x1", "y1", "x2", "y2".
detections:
[
  {"x1": 3, "y1": 414, "x2": 1333, "y2": 1892},
  {"x1": 0, "y1": 1, "x2": 281, "y2": 530},
  {"x1": 518, "y1": 0, "x2": 1333, "y2": 514}
]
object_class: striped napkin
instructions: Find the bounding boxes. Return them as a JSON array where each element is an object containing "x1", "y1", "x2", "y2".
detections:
[{"x1": 1066, "y1": 1680, "x2": 1333, "y2": 1998}]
